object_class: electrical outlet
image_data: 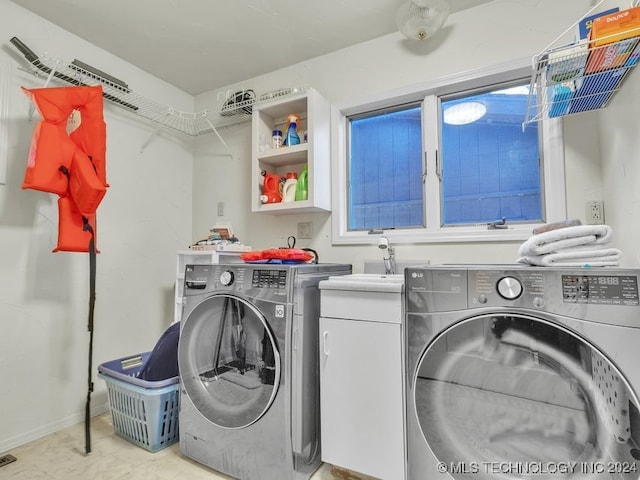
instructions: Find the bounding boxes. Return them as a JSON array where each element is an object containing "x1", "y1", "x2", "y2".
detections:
[
  {"x1": 297, "y1": 222, "x2": 313, "y2": 239},
  {"x1": 586, "y1": 200, "x2": 604, "y2": 225}
]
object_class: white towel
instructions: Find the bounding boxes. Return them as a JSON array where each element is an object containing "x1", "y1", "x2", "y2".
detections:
[
  {"x1": 517, "y1": 247, "x2": 621, "y2": 267},
  {"x1": 518, "y1": 225, "x2": 613, "y2": 257}
]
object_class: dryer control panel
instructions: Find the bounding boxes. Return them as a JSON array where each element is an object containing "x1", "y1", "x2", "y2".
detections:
[
  {"x1": 562, "y1": 274, "x2": 639, "y2": 305},
  {"x1": 406, "y1": 265, "x2": 640, "y2": 327}
]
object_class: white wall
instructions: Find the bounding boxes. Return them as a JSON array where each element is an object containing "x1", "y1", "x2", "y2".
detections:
[
  {"x1": 194, "y1": 0, "x2": 612, "y2": 271},
  {"x1": 0, "y1": 0, "x2": 194, "y2": 452},
  {"x1": 598, "y1": 66, "x2": 640, "y2": 266}
]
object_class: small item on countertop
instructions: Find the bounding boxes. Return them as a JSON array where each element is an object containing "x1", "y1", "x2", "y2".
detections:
[{"x1": 532, "y1": 219, "x2": 582, "y2": 235}]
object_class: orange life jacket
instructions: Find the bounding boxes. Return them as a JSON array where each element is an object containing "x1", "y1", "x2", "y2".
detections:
[
  {"x1": 53, "y1": 195, "x2": 99, "y2": 253},
  {"x1": 21, "y1": 85, "x2": 107, "y2": 253},
  {"x1": 68, "y1": 88, "x2": 108, "y2": 186},
  {"x1": 22, "y1": 85, "x2": 108, "y2": 193},
  {"x1": 23, "y1": 120, "x2": 76, "y2": 196},
  {"x1": 67, "y1": 149, "x2": 107, "y2": 217}
]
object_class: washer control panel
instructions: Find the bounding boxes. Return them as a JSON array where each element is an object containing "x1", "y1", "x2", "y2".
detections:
[
  {"x1": 497, "y1": 276, "x2": 523, "y2": 300},
  {"x1": 473, "y1": 270, "x2": 544, "y2": 307},
  {"x1": 252, "y1": 269, "x2": 287, "y2": 288},
  {"x1": 219, "y1": 270, "x2": 234, "y2": 286},
  {"x1": 184, "y1": 265, "x2": 210, "y2": 290}
]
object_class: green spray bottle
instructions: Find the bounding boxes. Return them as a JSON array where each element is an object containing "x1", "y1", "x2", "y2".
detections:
[{"x1": 295, "y1": 165, "x2": 308, "y2": 201}]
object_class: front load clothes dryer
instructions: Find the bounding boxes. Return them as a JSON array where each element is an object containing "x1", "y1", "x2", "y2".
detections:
[
  {"x1": 178, "y1": 262, "x2": 351, "y2": 480},
  {"x1": 405, "y1": 265, "x2": 640, "y2": 480}
]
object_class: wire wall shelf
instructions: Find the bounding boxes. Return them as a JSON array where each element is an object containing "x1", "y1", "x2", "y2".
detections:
[
  {"x1": 9, "y1": 37, "x2": 309, "y2": 143},
  {"x1": 17, "y1": 54, "x2": 253, "y2": 136},
  {"x1": 524, "y1": 4, "x2": 640, "y2": 125},
  {"x1": 525, "y1": 35, "x2": 640, "y2": 124}
]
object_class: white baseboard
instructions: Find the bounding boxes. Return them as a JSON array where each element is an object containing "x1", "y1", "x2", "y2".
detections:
[{"x1": 0, "y1": 402, "x2": 109, "y2": 455}]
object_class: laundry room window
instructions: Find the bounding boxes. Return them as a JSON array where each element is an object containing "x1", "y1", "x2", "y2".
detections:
[
  {"x1": 331, "y1": 60, "x2": 566, "y2": 244},
  {"x1": 348, "y1": 103, "x2": 424, "y2": 230},
  {"x1": 439, "y1": 82, "x2": 542, "y2": 225}
]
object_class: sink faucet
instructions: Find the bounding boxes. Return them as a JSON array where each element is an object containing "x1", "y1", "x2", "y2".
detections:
[{"x1": 378, "y1": 236, "x2": 396, "y2": 275}]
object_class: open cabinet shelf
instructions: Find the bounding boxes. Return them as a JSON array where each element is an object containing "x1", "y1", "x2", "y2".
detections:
[
  {"x1": 251, "y1": 87, "x2": 331, "y2": 215},
  {"x1": 524, "y1": 6, "x2": 640, "y2": 124},
  {"x1": 257, "y1": 143, "x2": 309, "y2": 166}
]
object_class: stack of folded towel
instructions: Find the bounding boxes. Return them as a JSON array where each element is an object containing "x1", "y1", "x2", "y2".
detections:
[{"x1": 517, "y1": 221, "x2": 621, "y2": 267}]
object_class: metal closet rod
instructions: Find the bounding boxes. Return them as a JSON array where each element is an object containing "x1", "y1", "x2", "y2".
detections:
[
  {"x1": 10, "y1": 37, "x2": 139, "y2": 111},
  {"x1": 9, "y1": 36, "x2": 253, "y2": 153}
]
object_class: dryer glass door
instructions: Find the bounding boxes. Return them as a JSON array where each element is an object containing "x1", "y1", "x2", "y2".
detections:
[
  {"x1": 179, "y1": 293, "x2": 280, "y2": 429},
  {"x1": 413, "y1": 314, "x2": 640, "y2": 479}
]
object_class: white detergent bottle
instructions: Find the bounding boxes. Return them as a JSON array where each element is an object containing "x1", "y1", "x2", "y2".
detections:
[{"x1": 283, "y1": 178, "x2": 298, "y2": 202}]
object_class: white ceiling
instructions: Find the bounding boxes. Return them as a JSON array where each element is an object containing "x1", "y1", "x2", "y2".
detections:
[{"x1": 10, "y1": 0, "x2": 495, "y2": 95}]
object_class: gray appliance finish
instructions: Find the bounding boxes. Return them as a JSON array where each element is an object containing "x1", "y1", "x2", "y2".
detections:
[
  {"x1": 405, "y1": 265, "x2": 640, "y2": 480},
  {"x1": 178, "y1": 262, "x2": 351, "y2": 480}
]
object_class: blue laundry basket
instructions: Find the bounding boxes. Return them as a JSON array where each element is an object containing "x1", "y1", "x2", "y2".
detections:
[{"x1": 98, "y1": 351, "x2": 179, "y2": 452}]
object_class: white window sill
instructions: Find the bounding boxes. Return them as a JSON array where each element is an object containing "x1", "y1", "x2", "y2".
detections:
[{"x1": 333, "y1": 225, "x2": 541, "y2": 245}]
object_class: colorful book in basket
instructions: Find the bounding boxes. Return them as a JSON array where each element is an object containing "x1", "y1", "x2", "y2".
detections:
[
  {"x1": 547, "y1": 82, "x2": 575, "y2": 118},
  {"x1": 544, "y1": 41, "x2": 588, "y2": 84},
  {"x1": 585, "y1": 6, "x2": 640, "y2": 73},
  {"x1": 578, "y1": 7, "x2": 619, "y2": 40},
  {"x1": 585, "y1": 37, "x2": 639, "y2": 73},
  {"x1": 626, "y1": 38, "x2": 640, "y2": 66}
]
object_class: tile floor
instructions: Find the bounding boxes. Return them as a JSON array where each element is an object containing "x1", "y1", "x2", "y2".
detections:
[{"x1": 0, "y1": 413, "x2": 335, "y2": 480}]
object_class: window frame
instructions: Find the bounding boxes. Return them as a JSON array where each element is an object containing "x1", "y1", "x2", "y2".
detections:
[{"x1": 331, "y1": 58, "x2": 566, "y2": 245}]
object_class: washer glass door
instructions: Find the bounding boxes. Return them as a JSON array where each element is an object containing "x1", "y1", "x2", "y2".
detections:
[
  {"x1": 414, "y1": 314, "x2": 640, "y2": 479},
  {"x1": 179, "y1": 293, "x2": 280, "y2": 429}
]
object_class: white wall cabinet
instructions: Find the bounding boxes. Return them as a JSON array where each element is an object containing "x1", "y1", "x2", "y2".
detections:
[
  {"x1": 251, "y1": 88, "x2": 331, "y2": 214},
  {"x1": 319, "y1": 276, "x2": 405, "y2": 480}
]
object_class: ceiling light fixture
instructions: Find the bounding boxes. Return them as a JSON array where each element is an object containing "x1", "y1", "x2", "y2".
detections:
[
  {"x1": 443, "y1": 102, "x2": 487, "y2": 125},
  {"x1": 396, "y1": 0, "x2": 450, "y2": 41}
]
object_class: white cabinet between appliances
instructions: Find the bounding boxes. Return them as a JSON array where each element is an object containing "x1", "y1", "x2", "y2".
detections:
[
  {"x1": 174, "y1": 250, "x2": 244, "y2": 324},
  {"x1": 251, "y1": 87, "x2": 330, "y2": 214},
  {"x1": 318, "y1": 274, "x2": 406, "y2": 480}
]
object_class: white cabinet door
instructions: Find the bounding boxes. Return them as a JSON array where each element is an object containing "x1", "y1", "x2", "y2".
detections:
[{"x1": 320, "y1": 316, "x2": 405, "y2": 480}]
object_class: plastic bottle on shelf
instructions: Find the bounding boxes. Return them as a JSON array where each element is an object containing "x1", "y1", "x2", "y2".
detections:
[
  {"x1": 282, "y1": 172, "x2": 298, "y2": 202},
  {"x1": 261, "y1": 170, "x2": 282, "y2": 203},
  {"x1": 271, "y1": 130, "x2": 283, "y2": 149},
  {"x1": 295, "y1": 166, "x2": 308, "y2": 201},
  {"x1": 284, "y1": 114, "x2": 300, "y2": 146}
]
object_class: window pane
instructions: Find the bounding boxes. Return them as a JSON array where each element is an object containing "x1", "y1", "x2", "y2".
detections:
[
  {"x1": 348, "y1": 106, "x2": 423, "y2": 231},
  {"x1": 440, "y1": 84, "x2": 541, "y2": 226}
]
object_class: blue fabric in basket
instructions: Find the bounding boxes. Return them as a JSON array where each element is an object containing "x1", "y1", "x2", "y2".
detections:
[{"x1": 138, "y1": 322, "x2": 180, "y2": 382}]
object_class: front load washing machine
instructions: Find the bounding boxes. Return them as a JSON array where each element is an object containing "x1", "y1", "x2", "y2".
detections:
[
  {"x1": 178, "y1": 262, "x2": 351, "y2": 480},
  {"x1": 405, "y1": 265, "x2": 640, "y2": 480}
]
